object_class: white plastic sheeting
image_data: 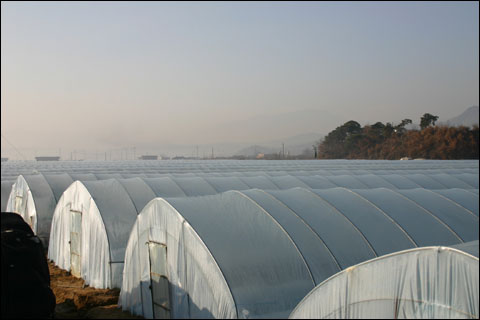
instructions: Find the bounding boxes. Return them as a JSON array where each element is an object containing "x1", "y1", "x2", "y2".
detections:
[
  {"x1": 289, "y1": 245, "x2": 479, "y2": 319},
  {"x1": 122, "y1": 198, "x2": 239, "y2": 319},
  {"x1": 2, "y1": 159, "x2": 478, "y2": 181},
  {"x1": 450, "y1": 240, "x2": 480, "y2": 257},
  {"x1": 48, "y1": 180, "x2": 138, "y2": 289},
  {"x1": 6, "y1": 174, "x2": 72, "y2": 246},
  {"x1": 122, "y1": 192, "x2": 314, "y2": 319},
  {"x1": 120, "y1": 188, "x2": 479, "y2": 319},
  {"x1": 5, "y1": 175, "x2": 37, "y2": 234},
  {"x1": 48, "y1": 181, "x2": 110, "y2": 287},
  {"x1": 47, "y1": 175, "x2": 478, "y2": 293},
  {"x1": 7, "y1": 170, "x2": 479, "y2": 248}
]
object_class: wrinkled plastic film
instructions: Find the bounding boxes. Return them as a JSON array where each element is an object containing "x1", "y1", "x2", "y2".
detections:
[
  {"x1": 289, "y1": 247, "x2": 479, "y2": 319},
  {"x1": 120, "y1": 198, "x2": 237, "y2": 318},
  {"x1": 48, "y1": 181, "x2": 112, "y2": 288}
]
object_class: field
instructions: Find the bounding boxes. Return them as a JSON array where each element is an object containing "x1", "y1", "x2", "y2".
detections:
[{"x1": 48, "y1": 260, "x2": 142, "y2": 319}]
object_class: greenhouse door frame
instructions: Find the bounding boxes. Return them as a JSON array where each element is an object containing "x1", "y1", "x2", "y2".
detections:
[
  {"x1": 70, "y1": 205, "x2": 82, "y2": 278},
  {"x1": 14, "y1": 195, "x2": 23, "y2": 213},
  {"x1": 147, "y1": 240, "x2": 171, "y2": 319}
]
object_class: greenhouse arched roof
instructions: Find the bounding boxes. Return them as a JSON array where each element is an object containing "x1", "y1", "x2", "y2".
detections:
[
  {"x1": 121, "y1": 187, "x2": 479, "y2": 318},
  {"x1": 289, "y1": 244, "x2": 479, "y2": 319},
  {"x1": 2, "y1": 159, "x2": 478, "y2": 182},
  {"x1": 7, "y1": 170, "x2": 479, "y2": 247}
]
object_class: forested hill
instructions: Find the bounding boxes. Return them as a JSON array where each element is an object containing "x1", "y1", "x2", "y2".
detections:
[{"x1": 317, "y1": 114, "x2": 479, "y2": 160}]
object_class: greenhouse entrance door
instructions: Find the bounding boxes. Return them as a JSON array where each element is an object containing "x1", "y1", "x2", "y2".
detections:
[
  {"x1": 148, "y1": 241, "x2": 171, "y2": 319},
  {"x1": 14, "y1": 195, "x2": 23, "y2": 214},
  {"x1": 70, "y1": 208, "x2": 82, "y2": 278}
]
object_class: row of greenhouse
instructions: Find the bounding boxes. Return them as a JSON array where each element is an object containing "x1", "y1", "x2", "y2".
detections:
[
  {"x1": 2, "y1": 159, "x2": 478, "y2": 180},
  {"x1": 3, "y1": 171, "x2": 479, "y2": 246},
  {"x1": 1, "y1": 160, "x2": 479, "y2": 318},
  {"x1": 2, "y1": 169, "x2": 478, "y2": 211}
]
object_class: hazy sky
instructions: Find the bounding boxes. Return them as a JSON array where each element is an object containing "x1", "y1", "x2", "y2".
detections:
[{"x1": 1, "y1": 1, "x2": 478, "y2": 158}]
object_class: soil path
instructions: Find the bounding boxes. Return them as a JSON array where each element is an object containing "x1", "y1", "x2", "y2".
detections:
[{"x1": 48, "y1": 260, "x2": 143, "y2": 319}]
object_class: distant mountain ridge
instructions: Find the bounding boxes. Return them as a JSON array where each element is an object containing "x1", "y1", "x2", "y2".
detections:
[
  {"x1": 446, "y1": 106, "x2": 479, "y2": 127},
  {"x1": 234, "y1": 132, "x2": 324, "y2": 156},
  {"x1": 234, "y1": 145, "x2": 278, "y2": 157}
]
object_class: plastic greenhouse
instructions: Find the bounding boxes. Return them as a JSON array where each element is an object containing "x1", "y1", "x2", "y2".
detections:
[
  {"x1": 6, "y1": 173, "x2": 76, "y2": 245},
  {"x1": 48, "y1": 179, "x2": 155, "y2": 289},
  {"x1": 2, "y1": 160, "x2": 478, "y2": 185},
  {"x1": 289, "y1": 242, "x2": 479, "y2": 319},
  {"x1": 8, "y1": 169, "x2": 479, "y2": 246},
  {"x1": 450, "y1": 239, "x2": 480, "y2": 257},
  {"x1": 120, "y1": 187, "x2": 479, "y2": 319},
  {"x1": 2, "y1": 159, "x2": 478, "y2": 319}
]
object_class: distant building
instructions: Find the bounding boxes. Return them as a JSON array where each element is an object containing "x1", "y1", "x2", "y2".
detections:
[
  {"x1": 35, "y1": 156, "x2": 60, "y2": 161},
  {"x1": 256, "y1": 153, "x2": 265, "y2": 159},
  {"x1": 139, "y1": 155, "x2": 158, "y2": 160}
]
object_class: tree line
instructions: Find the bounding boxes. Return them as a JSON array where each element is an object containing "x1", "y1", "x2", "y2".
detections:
[{"x1": 317, "y1": 113, "x2": 479, "y2": 160}]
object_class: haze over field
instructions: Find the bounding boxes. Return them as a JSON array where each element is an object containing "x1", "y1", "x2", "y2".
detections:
[{"x1": 1, "y1": 2, "x2": 479, "y2": 159}]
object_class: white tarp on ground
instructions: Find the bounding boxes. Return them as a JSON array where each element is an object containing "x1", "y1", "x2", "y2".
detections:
[{"x1": 289, "y1": 245, "x2": 479, "y2": 319}]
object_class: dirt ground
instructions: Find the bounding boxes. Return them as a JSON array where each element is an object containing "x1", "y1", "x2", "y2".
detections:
[{"x1": 48, "y1": 260, "x2": 143, "y2": 319}]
